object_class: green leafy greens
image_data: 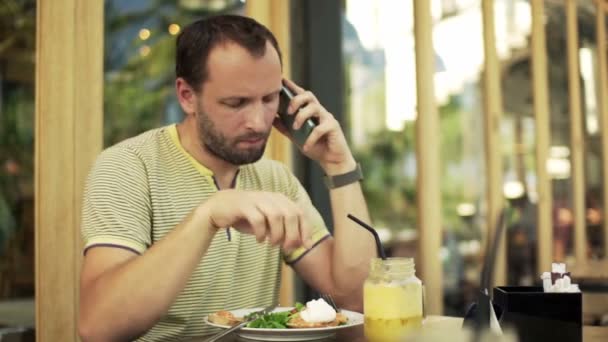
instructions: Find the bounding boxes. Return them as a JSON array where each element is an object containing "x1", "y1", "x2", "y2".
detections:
[{"x1": 245, "y1": 302, "x2": 305, "y2": 329}]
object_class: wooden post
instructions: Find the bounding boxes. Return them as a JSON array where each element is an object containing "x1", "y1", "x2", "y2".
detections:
[
  {"x1": 246, "y1": 0, "x2": 293, "y2": 169},
  {"x1": 245, "y1": 0, "x2": 294, "y2": 307},
  {"x1": 35, "y1": 0, "x2": 103, "y2": 340},
  {"x1": 482, "y1": 0, "x2": 506, "y2": 287},
  {"x1": 596, "y1": 1, "x2": 608, "y2": 257},
  {"x1": 530, "y1": 0, "x2": 553, "y2": 274},
  {"x1": 413, "y1": 0, "x2": 443, "y2": 315},
  {"x1": 566, "y1": 0, "x2": 587, "y2": 265}
]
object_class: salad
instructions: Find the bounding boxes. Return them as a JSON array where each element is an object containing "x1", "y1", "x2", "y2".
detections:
[
  {"x1": 245, "y1": 302, "x2": 305, "y2": 328},
  {"x1": 208, "y1": 299, "x2": 348, "y2": 329}
]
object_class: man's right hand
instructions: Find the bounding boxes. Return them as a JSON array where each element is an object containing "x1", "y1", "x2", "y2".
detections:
[{"x1": 198, "y1": 190, "x2": 314, "y2": 253}]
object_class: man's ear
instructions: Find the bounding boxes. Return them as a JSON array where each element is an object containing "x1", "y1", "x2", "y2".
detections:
[{"x1": 176, "y1": 77, "x2": 198, "y2": 115}]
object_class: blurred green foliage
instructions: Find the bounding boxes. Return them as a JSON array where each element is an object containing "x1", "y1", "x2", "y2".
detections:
[
  {"x1": 103, "y1": 0, "x2": 245, "y2": 146},
  {"x1": 354, "y1": 95, "x2": 480, "y2": 237},
  {"x1": 0, "y1": 0, "x2": 36, "y2": 245}
]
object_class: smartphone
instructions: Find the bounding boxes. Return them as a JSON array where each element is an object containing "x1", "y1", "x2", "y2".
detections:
[{"x1": 278, "y1": 85, "x2": 317, "y2": 147}]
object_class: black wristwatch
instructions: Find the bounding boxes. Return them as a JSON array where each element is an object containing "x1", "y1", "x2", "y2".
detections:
[{"x1": 323, "y1": 163, "x2": 363, "y2": 189}]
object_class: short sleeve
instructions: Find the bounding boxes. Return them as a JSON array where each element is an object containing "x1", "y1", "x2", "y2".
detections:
[
  {"x1": 81, "y1": 147, "x2": 152, "y2": 254},
  {"x1": 282, "y1": 173, "x2": 331, "y2": 264}
]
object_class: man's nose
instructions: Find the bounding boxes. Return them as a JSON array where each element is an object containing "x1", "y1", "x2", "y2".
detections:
[{"x1": 245, "y1": 102, "x2": 270, "y2": 131}]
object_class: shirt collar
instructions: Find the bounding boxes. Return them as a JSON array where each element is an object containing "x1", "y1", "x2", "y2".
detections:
[{"x1": 167, "y1": 124, "x2": 214, "y2": 176}]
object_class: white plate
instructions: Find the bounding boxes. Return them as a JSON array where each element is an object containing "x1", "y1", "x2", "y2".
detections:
[{"x1": 204, "y1": 307, "x2": 364, "y2": 341}]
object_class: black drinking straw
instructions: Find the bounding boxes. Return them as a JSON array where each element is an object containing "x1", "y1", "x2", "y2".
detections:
[{"x1": 347, "y1": 214, "x2": 387, "y2": 260}]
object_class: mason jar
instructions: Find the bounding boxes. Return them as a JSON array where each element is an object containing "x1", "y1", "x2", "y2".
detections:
[{"x1": 364, "y1": 257, "x2": 423, "y2": 342}]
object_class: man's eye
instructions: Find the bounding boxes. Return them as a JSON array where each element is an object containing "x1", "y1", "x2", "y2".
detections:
[
  {"x1": 263, "y1": 94, "x2": 279, "y2": 103},
  {"x1": 224, "y1": 99, "x2": 246, "y2": 108}
]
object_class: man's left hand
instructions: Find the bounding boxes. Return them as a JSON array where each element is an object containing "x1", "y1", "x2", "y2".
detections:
[{"x1": 275, "y1": 79, "x2": 356, "y2": 175}]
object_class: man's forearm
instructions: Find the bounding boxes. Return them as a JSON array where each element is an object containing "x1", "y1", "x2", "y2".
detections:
[
  {"x1": 79, "y1": 207, "x2": 216, "y2": 342},
  {"x1": 328, "y1": 178, "x2": 375, "y2": 310}
]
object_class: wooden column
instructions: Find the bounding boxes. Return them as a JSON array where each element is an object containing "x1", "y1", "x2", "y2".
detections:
[
  {"x1": 35, "y1": 0, "x2": 104, "y2": 340},
  {"x1": 596, "y1": 1, "x2": 608, "y2": 257},
  {"x1": 482, "y1": 0, "x2": 506, "y2": 287},
  {"x1": 531, "y1": 0, "x2": 553, "y2": 274},
  {"x1": 566, "y1": 0, "x2": 587, "y2": 265},
  {"x1": 413, "y1": 0, "x2": 443, "y2": 314},
  {"x1": 245, "y1": 0, "x2": 295, "y2": 307},
  {"x1": 246, "y1": 0, "x2": 293, "y2": 169}
]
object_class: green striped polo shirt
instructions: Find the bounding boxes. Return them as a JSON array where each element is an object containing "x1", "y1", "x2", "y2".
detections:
[{"x1": 81, "y1": 124, "x2": 330, "y2": 341}]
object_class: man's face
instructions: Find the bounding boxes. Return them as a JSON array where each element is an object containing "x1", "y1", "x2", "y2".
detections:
[{"x1": 193, "y1": 41, "x2": 282, "y2": 165}]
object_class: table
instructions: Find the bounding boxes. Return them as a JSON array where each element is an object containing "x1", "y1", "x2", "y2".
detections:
[
  {"x1": 191, "y1": 315, "x2": 608, "y2": 342},
  {"x1": 569, "y1": 260, "x2": 608, "y2": 281},
  {"x1": 0, "y1": 299, "x2": 34, "y2": 327},
  {"x1": 568, "y1": 260, "x2": 608, "y2": 326},
  {"x1": 189, "y1": 316, "x2": 464, "y2": 342},
  {"x1": 568, "y1": 260, "x2": 608, "y2": 294}
]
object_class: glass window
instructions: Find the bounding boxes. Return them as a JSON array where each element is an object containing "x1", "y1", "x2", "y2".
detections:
[
  {"x1": 500, "y1": 0, "x2": 538, "y2": 286},
  {"x1": 0, "y1": 0, "x2": 36, "y2": 324},
  {"x1": 343, "y1": 0, "x2": 488, "y2": 315},
  {"x1": 578, "y1": 5, "x2": 605, "y2": 260},
  {"x1": 433, "y1": 0, "x2": 487, "y2": 315},
  {"x1": 343, "y1": 0, "x2": 417, "y2": 238},
  {"x1": 546, "y1": 5, "x2": 575, "y2": 263},
  {"x1": 343, "y1": 0, "x2": 602, "y2": 314},
  {"x1": 104, "y1": 0, "x2": 245, "y2": 147},
  {"x1": 502, "y1": 1, "x2": 604, "y2": 286}
]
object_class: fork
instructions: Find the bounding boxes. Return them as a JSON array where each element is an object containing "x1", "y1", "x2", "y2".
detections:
[
  {"x1": 206, "y1": 304, "x2": 276, "y2": 342},
  {"x1": 321, "y1": 293, "x2": 340, "y2": 312}
]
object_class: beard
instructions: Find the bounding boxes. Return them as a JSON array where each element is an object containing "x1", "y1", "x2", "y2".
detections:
[{"x1": 195, "y1": 107, "x2": 270, "y2": 165}]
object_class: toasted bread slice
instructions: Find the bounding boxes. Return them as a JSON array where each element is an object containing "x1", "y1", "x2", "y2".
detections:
[
  {"x1": 286, "y1": 312, "x2": 348, "y2": 328},
  {"x1": 208, "y1": 310, "x2": 244, "y2": 326}
]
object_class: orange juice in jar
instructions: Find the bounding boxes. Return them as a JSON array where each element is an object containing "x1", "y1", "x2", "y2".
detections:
[{"x1": 364, "y1": 257, "x2": 423, "y2": 342}]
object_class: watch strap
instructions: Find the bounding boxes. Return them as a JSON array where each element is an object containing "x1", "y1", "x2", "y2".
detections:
[{"x1": 323, "y1": 163, "x2": 363, "y2": 189}]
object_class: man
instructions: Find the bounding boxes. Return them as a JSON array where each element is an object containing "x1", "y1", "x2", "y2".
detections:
[{"x1": 78, "y1": 15, "x2": 375, "y2": 342}]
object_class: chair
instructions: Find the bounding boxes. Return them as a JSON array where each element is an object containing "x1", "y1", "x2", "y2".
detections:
[{"x1": 0, "y1": 326, "x2": 34, "y2": 342}]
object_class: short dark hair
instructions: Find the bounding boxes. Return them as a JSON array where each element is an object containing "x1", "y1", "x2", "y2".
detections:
[{"x1": 176, "y1": 15, "x2": 282, "y2": 91}]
